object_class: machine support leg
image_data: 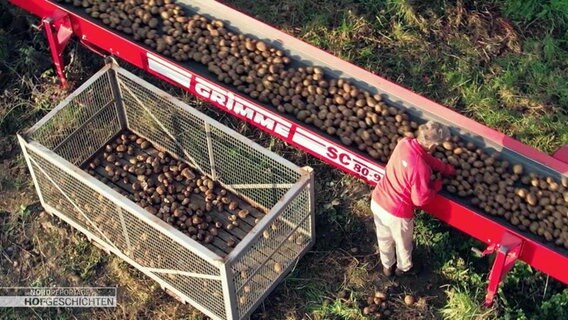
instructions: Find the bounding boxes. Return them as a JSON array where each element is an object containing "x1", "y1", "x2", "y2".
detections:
[
  {"x1": 483, "y1": 233, "x2": 523, "y2": 306},
  {"x1": 40, "y1": 16, "x2": 73, "y2": 89}
]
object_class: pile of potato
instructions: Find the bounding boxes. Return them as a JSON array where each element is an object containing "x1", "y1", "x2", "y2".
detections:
[
  {"x1": 85, "y1": 132, "x2": 256, "y2": 249},
  {"x1": 361, "y1": 291, "x2": 392, "y2": 319},
  {"x1": 435, "y1": 136, "x2": 568, "y2": 248},
  {"x1": 62, "y1": 0, "x2": 568, "y2": 250},
  {"x1": 61, "y1": 0, "x2": 417, "y2": 163}
]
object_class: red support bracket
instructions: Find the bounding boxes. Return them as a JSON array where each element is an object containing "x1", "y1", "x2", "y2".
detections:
[
  {"x1": 473, "y1": 232, "x2": 523, "y2": 306},
  {"x1": 471, "y1": 243, "x2": 497, "y2": 257},
  {"x1": 39, "y1": 15, "x2": 73, "y2": 89}
]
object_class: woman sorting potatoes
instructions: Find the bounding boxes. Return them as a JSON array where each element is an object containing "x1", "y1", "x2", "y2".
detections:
[{"x1": 371, "y1": 121, "x2": 456, "y2": 277}]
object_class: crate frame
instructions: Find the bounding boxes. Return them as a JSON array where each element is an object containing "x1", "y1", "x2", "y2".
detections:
[{"x1": 18, "y1": 62, "x2": 315, "y2": 320}]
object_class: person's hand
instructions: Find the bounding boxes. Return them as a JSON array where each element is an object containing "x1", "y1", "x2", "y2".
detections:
[
  {"x1": 443, "y1": 164, "x2": 456, "y2": 176},
  {"x1": 432, "y1": 179, "x2": 443, "y2": 192}
]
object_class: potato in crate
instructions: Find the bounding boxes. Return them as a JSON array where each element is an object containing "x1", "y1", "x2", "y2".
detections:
[{"x1": 18, "y1": 62, "x2": 315, "y2": 320}]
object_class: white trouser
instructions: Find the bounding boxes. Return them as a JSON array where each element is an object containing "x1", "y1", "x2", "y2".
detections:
[{"x1": 370, "y1": 200, "x2": 414, "y2": 272}]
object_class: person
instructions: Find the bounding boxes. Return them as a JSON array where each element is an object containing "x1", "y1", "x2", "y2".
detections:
[{"x1": 371, "y1": 120, "x2": 456, "y2": 277}]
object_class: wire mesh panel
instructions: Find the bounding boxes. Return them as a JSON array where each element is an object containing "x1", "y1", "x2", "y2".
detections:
[
  {"x1": 230, "y1": 184, "x2": 313, "y2": 318},
  {"x1": 118, "y1": 74, "x2": 212, "y2": 177},
  {"x1": 120, "y1": 208, "x2": 226, "y2": 319},
  {"x1": 24, "y1": 140, "x2": 226, "y2": 319},
  {"x1": 30, "y1": 73, "x2": 119, "y2": 166},
  {"x1": 209, "y1": 126, "x2": 301, "y2": 210},
  {"x1": 19, "y1": 64, "x2": 314, "y2": 320},
  {"x1": 26, "y1": 147, "x2": 129, "y2": 253}
]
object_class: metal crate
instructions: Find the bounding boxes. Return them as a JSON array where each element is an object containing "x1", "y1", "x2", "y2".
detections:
[{"x1": 18, "y1": 62, "x2": 315, "y2": 320}]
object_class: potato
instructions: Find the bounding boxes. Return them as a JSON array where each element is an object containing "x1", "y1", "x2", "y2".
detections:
[
  {"x1": 472, "y1": 161, "x2": 484, "y2": 168},
  {"x1": 404, "y1": 295, "x2": 415, "y2": 305},
  {"x1": 362, "y1": 307, "x2": 371, "y2": 315},
  {"x1": 512, "y1": 164, "x2": 523, "y2": 175},
  {"x1": 71, "y1": 0, "x2": 568, "y2": 248}
]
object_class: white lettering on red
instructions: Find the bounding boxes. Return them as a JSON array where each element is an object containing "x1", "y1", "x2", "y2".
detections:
[
  {"x1": 192, "y1": 76, "x2": 291, "y2": 138},
  {"x1": 195, "y1": 82, "x2": 211, "y2": 98},
  {"x1": 210, "y1": 90, "x2": 226, "y2": 105},
  {"x1": 233, "y1": 101, "x2": 255, "y2": 120}
]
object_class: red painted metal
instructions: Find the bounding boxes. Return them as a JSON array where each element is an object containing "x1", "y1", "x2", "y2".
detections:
[
  {"x1": 470, "y1": 232, "x2": 523, "y2": 306},
  {"x1": 423, "y1": 194, "x2": 567, "y2": 283},
  {"x1": 41, "y1": 15, "x2": 73, "y2": 88},
  {"x1": 553, "y1": 144, "x2": 568, "y2": 164},
  {"x1": 10, "y1": 0, "x2": 568, "y2": 304},
  {"x1": 484, "y1": 233, "x2": 523, "y2": 306}
]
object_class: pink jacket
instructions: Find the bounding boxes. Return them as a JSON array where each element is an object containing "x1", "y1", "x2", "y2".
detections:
[{"x1": 372, "y1": 138, "x2": 448, "y2": 219}]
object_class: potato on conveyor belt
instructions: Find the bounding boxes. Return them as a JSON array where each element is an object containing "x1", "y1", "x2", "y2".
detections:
[{"x1": 62, "y1": 0, "x2": 568, "y2": 250}]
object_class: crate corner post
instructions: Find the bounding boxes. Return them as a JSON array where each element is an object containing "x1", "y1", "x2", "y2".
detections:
[
  {"x1": 17, "y1": 134, "x2": 47, "y2": 207},
  {"x1": 221, "y1": 262, "x2": 239, "y2": 320}
]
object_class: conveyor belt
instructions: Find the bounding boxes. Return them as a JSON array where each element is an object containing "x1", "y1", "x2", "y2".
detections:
[
  {"x1": 10, "y1": 0, "x2": 568, "y2": 290},
  {"x1": 54, "y1": 0, "x2": 568, "y2": 258}
]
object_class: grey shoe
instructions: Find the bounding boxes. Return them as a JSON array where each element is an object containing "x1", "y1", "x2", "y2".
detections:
[
  {"x1": 382, "y1": 266, "x2": 394, "y2": 277},
  {"x1": 395, "y1": 264, "x2": 421, "y2": 277}
]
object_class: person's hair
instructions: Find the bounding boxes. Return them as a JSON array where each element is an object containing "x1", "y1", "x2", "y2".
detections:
[{"x1": 416, "y1": 121, "x2": 451, "y2": 149}]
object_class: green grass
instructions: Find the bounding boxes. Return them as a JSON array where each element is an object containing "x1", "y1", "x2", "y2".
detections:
[
  {"x1": 502, "y1": 0, "x2": 568, "y2": 33},
  {"x1": 440, "y1": 285, "x2": 497, "y2": 320},
  {"x1": 537, "y1": 289, "x2": 568, "y2": 319},
  {"x1": 228, "y1": 0, "x2": 568, "y2": 153},
  {"x1": 66, "y1": 238, "x2": 107, "y2": 280},
  {"x1": 312, "y1": 297, "x2": 367, "y2": 320}
]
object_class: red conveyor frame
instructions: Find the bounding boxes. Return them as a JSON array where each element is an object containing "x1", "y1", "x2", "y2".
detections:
[{"x1": 9, "y1": 0, "x2": 568, "y2": 307}]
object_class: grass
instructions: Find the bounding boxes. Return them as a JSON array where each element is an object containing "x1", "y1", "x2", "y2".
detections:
[
  {"x1": 277, "y1": 251, "x2": 389, "y2": 320},
  {"x1": 440, "y1": 285, "x2": 497, "y2": 320},
  {"x1": 312, "y1": 297, "x2": 367, "y2": 320},
  {"x1": 1, "y1": 0, "x2": 567, "y2": 319},
  {"x1": 227, "y1": 0, "x2": 568, "y2": 153}
]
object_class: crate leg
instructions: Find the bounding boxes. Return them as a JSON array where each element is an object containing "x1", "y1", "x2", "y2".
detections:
[
  {"x1": 483, "y1": 233, "x2": 523, "y2": 306},
  {"x1": 40, "y1": 15, "x2": 73, "y2": 89}
]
